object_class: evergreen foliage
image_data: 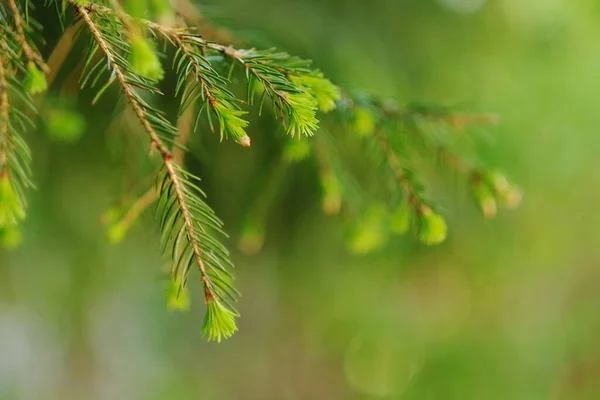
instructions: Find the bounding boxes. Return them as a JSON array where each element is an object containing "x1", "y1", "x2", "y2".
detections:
[{"x1": 0, "y1": 0, "x2": 521, "y2": 340}]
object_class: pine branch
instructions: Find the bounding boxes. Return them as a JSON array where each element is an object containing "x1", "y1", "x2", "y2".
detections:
[
  {"x1": 92, "y1": 6, "x2": 322, "y2": 137},
  {"x1": 0, "y1": 36, "x2": 34, "y2": 230},
  {"x1": 6, "y1": 0, "x2": 49, "y2": 74},
  {"x1": 0, "y1": 50, "x2": 9, "y2": 169},
  {"x1": 171, "y1": 32, "x2": 251, "y2": 146},
  {"x1": 75, "y1": 4, "x2": 238, "y2": 341}
]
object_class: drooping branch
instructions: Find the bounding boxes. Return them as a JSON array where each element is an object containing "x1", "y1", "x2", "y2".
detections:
[
  {"x1": 0, "y1": 48, "x2": 9, "y2": 169},
  {"x1": 75, "y1": 4, "x2": 238, "y2": 340},
  {"x1": 6, "y1": 0, "x2": 49, "y2": 74}
]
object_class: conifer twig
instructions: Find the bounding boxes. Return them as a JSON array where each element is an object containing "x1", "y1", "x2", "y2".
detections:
[
  {"x1": 75, "y1": 4, "x2": 219, "y2": 304},
  {"x1": 0, "y1": 49, "x2": 9, "y2": 169},
  {"x1": 6, "y1": 0, "x2": 49, "y2": 74}
]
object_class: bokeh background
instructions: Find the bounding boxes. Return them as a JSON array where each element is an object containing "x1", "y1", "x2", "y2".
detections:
[{"x1": 2, "y1": 0, "x2": 600, "y2": 399}]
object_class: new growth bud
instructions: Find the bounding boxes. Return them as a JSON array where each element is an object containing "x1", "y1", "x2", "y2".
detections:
[
  {"x1": 418, "y1": 207, "x2": 447, "y2": 246},
  {"x1": 0, "y1": 173, "x2": 25, "y2": 228},
  {"x1": 202, "y1": 299, "x2": 239, "y2": 343},
  {"x1": 236, "y1": 134, "x2": 252, "y2": 148},
  {"x1": 470, "y1": 178, "x2": 497, "y2": 219},
  {"x1": 129, "y1": 34, "x2": 164, "y2": 81},
  {"x1": 484, "y1": 170, "x2": 522, "y2": 209},
  {"x1": 0, "y1": 226, "x2": 22, "y2": 249},
  {"x1": 352, "y1": 107, "x2": 376, "y2": 137},
  {"x1": 24, "y1": 62, "x2": 47, "y2": 94},
  {"x1": 348, "y1": 204, "x2": 388, "y2": 254}
]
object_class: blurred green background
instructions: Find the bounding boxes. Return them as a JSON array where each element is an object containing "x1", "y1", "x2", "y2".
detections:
[{"x1": 2, "y1": 0, "x2": 600, "y2": 399}]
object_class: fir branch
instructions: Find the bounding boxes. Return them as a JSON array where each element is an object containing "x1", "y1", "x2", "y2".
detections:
[
  {"x1": 171, "y1": 32, "x2": 251, "y2": 146},
  {"x1": 212, "y1": 45, "x2": 319, "y2": 137},
  {"x1": 0, "y1": 37, "x2": 34, "y2": 229},
  {"x1": 75, "y1": 4, "x2": 238, "y2": 339},
  {"x1": 0, "y1": 51, "x2": 9, "y2": 168},
  {"x1": 6, "y1": 0, "x2": 49, "y2": 74},
  {"x1": 89, "y1": 4, "x2": 251, "y2": 145},
  {"x1": 88, "y1": 5, "x2": 324, "y2": 138}
]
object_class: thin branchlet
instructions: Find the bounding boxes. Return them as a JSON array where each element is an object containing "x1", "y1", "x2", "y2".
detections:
[
  {"x1": 75, "y1": 4, "x2": 221, "y2": 303},
  {"x1": 0, "y1": 47, "x2": 9, "y2": 169},
  {"x1": 0, "y1": 0, "x2": 519, "y2": 340},
  {"x1": 89, "y1": 6, "x2": 318, "y2": 137},
  {"x1": 6, "y1": 0, "x2": 49, "y2": 74}
]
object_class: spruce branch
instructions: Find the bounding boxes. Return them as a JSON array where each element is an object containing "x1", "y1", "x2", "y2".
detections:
[
  {"x1": 6, "y1": 0, "x2": 49, "y2": 74},
  {"x1": 75, "y1": 4, "x2": 238, "y2": 340},
  {"x1": 171, "y1": 32, "x2": 251, "y2": 146},
  {"x1": 0, "y1": 49, "x2": 9, "y2": 169},
  {"x1": 0, "y1": 37, "x2": 34, "y2": 229}
]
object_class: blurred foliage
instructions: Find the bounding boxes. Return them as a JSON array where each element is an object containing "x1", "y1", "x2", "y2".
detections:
[{"x1": 2, "y1": 0, "x2": 600, "y2": 399}]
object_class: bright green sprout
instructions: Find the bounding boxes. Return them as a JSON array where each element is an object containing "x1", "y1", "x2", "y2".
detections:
[
  {"x1": 292, "y1": 72, "x2": 340, "y2": 112},
  {"x1": 418, "y1": 207, "x2": 448, "y2": 246},
  {"x1": 352, "y1": 107, "x2": 376, "y2": 137},
  {"x1": 0, "y1": 225, "x2": 22, "y2": 249},
  {"x1": 202, "y1": 299, "x2": 239, "y2": 343},
  {"x1": 484, "y1": 170, "x2": 522, "y2": 209},
  {"x1": 471, "y1": 178, "x2": 497, "y2": 219},
  {"x1": 212, "y1": 100, "x2": 250, "y2": 145},
  {"x1": 129, "y1": 34, "x2": 164, "y2": 81},
  {"x1": 0, "y1": 174, "x2": 25, "y2": 228},
  {"x1": 286, "y1": 92, "x2": 319, "y2": 137},
  {"x1": 348, "y1": 204, "x2": 389, "y2": 255},
  {"x1": 24, "y1": 61, "x2": 47, "y2": 94}
]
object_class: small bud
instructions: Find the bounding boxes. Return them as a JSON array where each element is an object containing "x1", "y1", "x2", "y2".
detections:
[
  {"x1": 0, "y1": 226, "x2": 22, "y2": 249},
  {"x1": 389, "y1": 202, "x2": 412, "y2": 235},
  {"x1": 202, "y1": 299, "x2": 239, "y2": 343},
  {"x1": 348, "y1": 204, "x2": 388, "y2": 254},
  {"x1": 502, "y1": 186, "x2": 522, "y2": 209},
  {"x1": 236, "y1": 134, "x2": 251, "y2": 148},
  {"x1": 106, "y1": 221, "x2": 128, "y2": 244},
  {"x1": 0, "y1": 174, "x2": 25, "y2": 228},
  {"x1": 418, "y1": 207, "x2": 447, "y2": 246},
  {"x1": 129, "y1": 34, "x2": 164, "y2": 81},
  {"x1": 24, "y1": 62, "x2": 47, "y2": 94},
  {"x1": 471, "y1": 179, "x2": 497, "y2": 219},
  {"x1": 485, "y1": 171, "x2": 510, "y2": 193},
  {"x1": 320, "y1": 170, "x2": 342, "y2": 216},
  {"x1": 484, "y1": 170, "x2": 522, "y2": 209},
  {"x1": 291, "y1": 73, "x2": 339, "y2": 112},
  {"x1": 352, "y1": 107, "x2": 376, "y2": 137}
]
